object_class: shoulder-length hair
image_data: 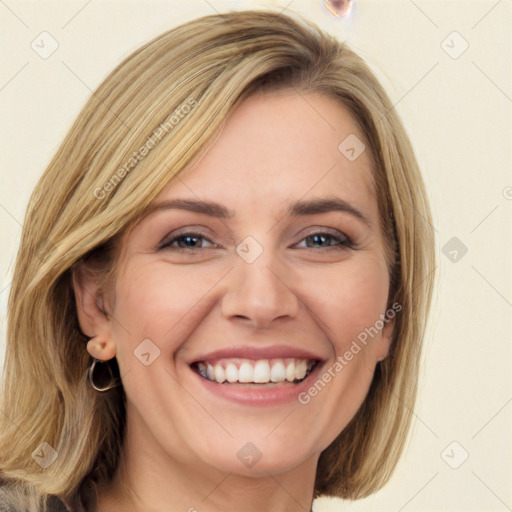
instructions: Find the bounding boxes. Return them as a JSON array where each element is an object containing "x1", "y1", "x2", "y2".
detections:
[{"x1": 0, "y1": 9, "x2": 435, "y2": 511}]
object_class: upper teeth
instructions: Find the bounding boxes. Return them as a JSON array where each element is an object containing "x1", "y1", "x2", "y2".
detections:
[{"x1": 196, "y1": 358, "x2": 315, "y2": 384}]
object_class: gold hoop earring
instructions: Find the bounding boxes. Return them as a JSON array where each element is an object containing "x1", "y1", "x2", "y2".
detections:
[{"x1": 88, "y1": 358, "x2": 120, "y2": 392}]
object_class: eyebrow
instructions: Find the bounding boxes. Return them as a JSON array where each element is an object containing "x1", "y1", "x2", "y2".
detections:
[{"x1": 143, "y1": 196, "x2": 372, "y2": 227}]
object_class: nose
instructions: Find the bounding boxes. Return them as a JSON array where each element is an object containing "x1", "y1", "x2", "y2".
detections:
[{"x1": 220, "y1": 245, "x2": 300, "y2": 329}]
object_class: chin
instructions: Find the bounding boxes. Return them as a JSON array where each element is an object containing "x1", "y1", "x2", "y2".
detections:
[{"x1": 193, "y1": 433, "x2": 319, "y2": 477}]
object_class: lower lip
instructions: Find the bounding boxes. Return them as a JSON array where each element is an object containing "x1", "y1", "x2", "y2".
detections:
[{"x1": 189, "y1": 362, "x2": 325, "y2": 406}]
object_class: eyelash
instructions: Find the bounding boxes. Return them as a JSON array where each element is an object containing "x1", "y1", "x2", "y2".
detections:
[{"x1": 159, "y1": 229, "x2": 355, "y2": 252}]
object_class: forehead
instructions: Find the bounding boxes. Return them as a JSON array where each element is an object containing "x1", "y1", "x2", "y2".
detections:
[{"x1": 155, "y1": 91, "x2": 376, "y2": 219}]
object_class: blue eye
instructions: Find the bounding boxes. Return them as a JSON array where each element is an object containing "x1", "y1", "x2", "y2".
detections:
[
  {"x1": 159, "y1": 230, "x2": 353, "y2": 252},
  {"x1": 297, "y1": 232, "x2": 353, "y2": 250},
  {"x1": 159, "y1": 231, "x2": 216, "y2": 251}
]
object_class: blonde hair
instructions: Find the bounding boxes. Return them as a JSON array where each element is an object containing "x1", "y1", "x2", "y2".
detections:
[{"x1": 0, "y1": 9, "x2": 435, "y2": 511}]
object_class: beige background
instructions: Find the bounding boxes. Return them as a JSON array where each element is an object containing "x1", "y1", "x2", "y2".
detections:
[{"x1": 1, "y1": 1, "x2": 511, "y2": 510}]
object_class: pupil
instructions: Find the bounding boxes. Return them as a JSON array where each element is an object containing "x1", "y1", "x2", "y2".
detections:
[
  {"x1": 181, "y1": 236, "x2": 199, "y2": 248},
  {"x1": 310, "y1": 234, "x2": 328, "y2": 247}
]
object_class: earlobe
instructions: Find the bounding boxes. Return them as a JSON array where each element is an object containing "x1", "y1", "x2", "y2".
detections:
[{"x1": 86, "y1": 337, "x2": 117, "y2": 361}]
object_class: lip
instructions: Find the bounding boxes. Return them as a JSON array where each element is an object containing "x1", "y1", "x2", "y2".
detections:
[
  {"x1": 187, "y1": 357, "x2": 326, "y2": 406},
  {"x1": 188, "y1": 344, "x2": 326, "y2": 365}
]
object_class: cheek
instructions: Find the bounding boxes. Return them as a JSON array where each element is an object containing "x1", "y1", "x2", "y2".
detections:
[
  {"x1": 107, "y1": 262, "x2": 222, "y2": 418},
  {"x1": 306, "y1": 255, "x2": 390, "y2": 357},
  {"x1": 294, "y1": 257, "x2": 390, "y2": 436},
  {"x1": 110, "y1": 262, "x2": 219, "y2": 364}
]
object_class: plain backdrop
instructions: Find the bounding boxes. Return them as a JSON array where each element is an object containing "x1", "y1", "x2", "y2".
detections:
[{"x1": 1, "y1": 1, "x2": 511, "y2": 510}]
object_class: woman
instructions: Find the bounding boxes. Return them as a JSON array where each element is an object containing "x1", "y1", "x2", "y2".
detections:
[{"x1": 0, "y1": 9, "x2": 435, "y2": 512}]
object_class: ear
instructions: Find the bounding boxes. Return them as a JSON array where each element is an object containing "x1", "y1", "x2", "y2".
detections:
[
  {"x1": 376, "y1": 316, "x2": 395, "y2": 362},
  {"x1": 72, "y1": 262, "x2": 117, "y2": 360}
]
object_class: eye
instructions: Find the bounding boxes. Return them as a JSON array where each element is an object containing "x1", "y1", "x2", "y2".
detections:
[
  {"x1": 296, "y1": 231, "x2": 354, "y2": 250},
  {"x1": 159, "y1": 230, "x2": 217, "y2": 251},
  {"x1": 158, "y1": 229, "x2": 355, "y2": 252}
]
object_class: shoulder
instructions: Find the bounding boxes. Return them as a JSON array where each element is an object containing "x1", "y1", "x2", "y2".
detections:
[
  {"x1": 0, "y1": 484, "x2": 25, "y2": 512},
  {"x1": 0, "y1": 486, "x2": 70, "y2": 512}
]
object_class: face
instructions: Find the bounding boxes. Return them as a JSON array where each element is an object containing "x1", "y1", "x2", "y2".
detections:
[{"x1": 77, "y1": 91, "x2": 394, "y2": 479}]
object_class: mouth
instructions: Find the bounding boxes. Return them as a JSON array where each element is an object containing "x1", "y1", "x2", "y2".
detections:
[{"x1": 190, "y1": 357, "x2": 320, "y2": 386}]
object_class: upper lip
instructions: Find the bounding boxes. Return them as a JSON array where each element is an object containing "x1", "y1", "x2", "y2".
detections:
[{"x1": 189, "y1": 344, "x2": 327, "y2": 365}]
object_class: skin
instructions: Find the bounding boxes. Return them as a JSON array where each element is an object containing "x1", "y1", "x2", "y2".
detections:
[{"x1": 74, "y1": 91, "x2": 394, "y2": 512}]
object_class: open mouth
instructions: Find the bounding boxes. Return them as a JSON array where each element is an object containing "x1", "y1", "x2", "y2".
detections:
[{"x1": 190, "y1": 358, "x2": 319, "y2": 386}]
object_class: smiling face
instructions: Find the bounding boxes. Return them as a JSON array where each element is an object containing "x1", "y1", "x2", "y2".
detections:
[{"x1": 76, "y1": 91, "x2": 394, "y2": 483}]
